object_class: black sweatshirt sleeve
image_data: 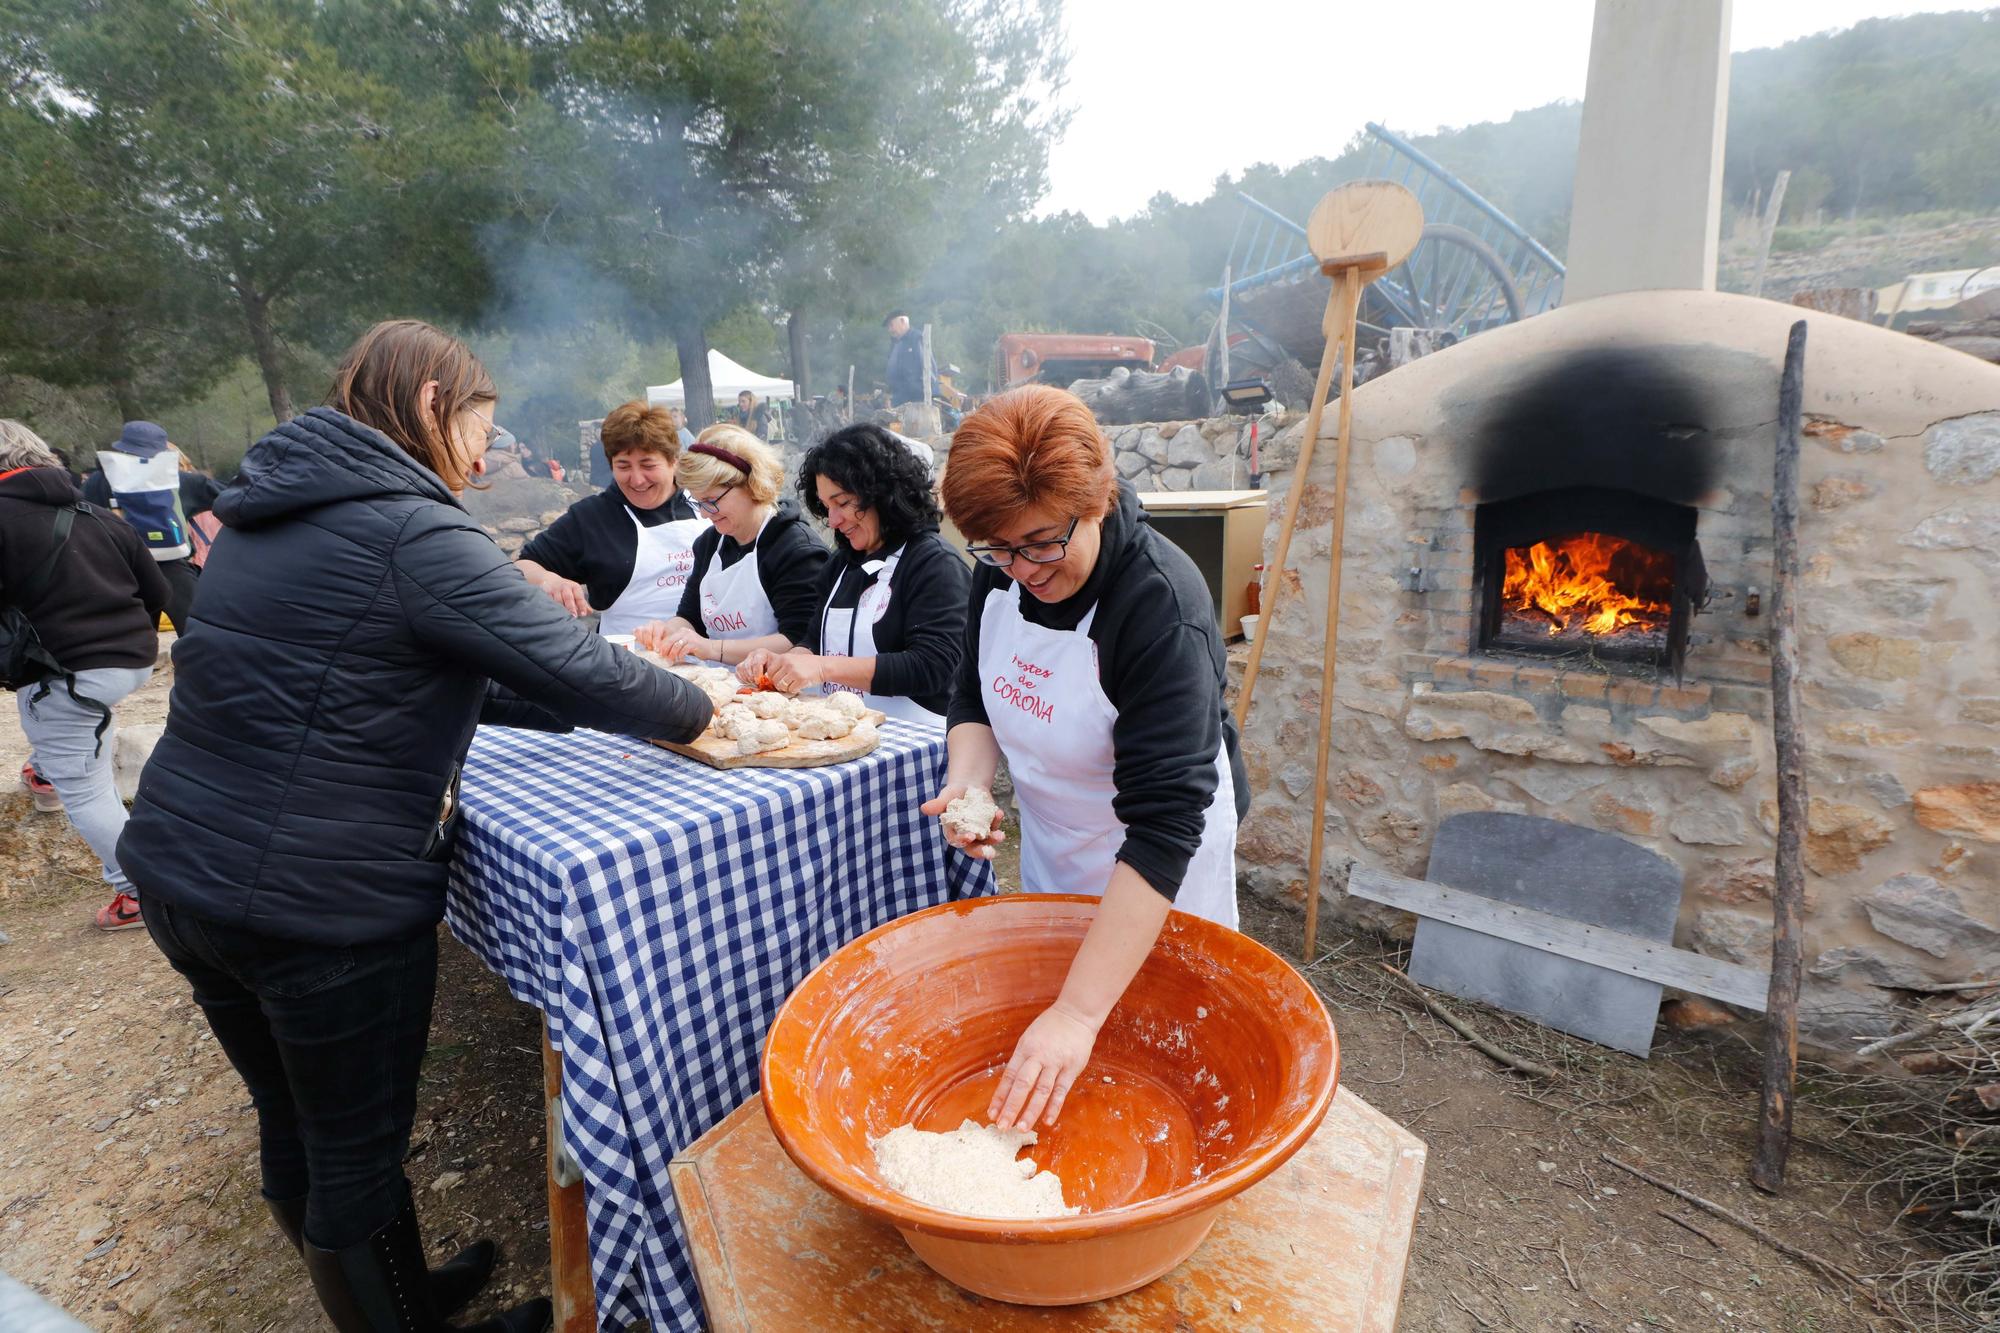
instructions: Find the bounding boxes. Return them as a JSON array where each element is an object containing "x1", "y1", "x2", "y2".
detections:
[
  {"x1": 1103, "y1": 618, "x2": 1224, "y2": 901},
  {"x1": 759, "y1": 525, "x2": 830, "y2": 644},
  {"x1": 946, "y1": 572, "x2": 997, "y2": 730},
  {"x1": 518, "y1": 505, "x2": 589, "y2": 578},
  {"x1": 870, "y1": 540, "x2": 969, "y2": 707}
]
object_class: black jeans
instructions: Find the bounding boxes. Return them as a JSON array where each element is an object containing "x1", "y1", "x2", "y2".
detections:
[
  {"x1": 159, "y1": 557, "x2": 199, "y2": 635},
  {"x1": 140, "y1": 896, "x2": 438, "y2": 1249}
]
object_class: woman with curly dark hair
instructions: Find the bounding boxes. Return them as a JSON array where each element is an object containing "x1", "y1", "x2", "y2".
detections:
[{"x1": 735, "y1": 425, "x2": 968, "y2": 725}]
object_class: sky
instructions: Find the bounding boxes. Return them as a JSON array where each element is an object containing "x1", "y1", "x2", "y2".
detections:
[{"x1": 1040, "y1": 1, "x2": 1996, "y2": 222}]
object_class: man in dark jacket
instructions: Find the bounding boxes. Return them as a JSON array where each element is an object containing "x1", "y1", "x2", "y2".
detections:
[
  {"x1": 884, "y1": 310, "x2": 928, "y2": 406},
  {"x1": 0, "y1": 420, "x2": 169, "y2": 931}
]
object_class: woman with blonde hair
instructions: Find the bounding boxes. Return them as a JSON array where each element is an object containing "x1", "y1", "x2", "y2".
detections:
[
  {"x1": 119, "y1": 319, "x2": 711, "y2": 1333},
  {"x1": 637, "y1": 424, "x2": 828, "y2": 666}
]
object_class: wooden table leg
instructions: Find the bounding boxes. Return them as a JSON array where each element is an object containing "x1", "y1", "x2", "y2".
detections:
[{"x1": 542, "y1": 1024, "x2": 598, "y2": 1333}]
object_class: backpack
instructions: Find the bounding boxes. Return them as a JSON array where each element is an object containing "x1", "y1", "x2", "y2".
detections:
[
  {"x1": 98, "y1": 449, "x2": 191, "y2": 560},
  {"x1": 0, "y1": 506, "x2": 78, "y2": 690}
]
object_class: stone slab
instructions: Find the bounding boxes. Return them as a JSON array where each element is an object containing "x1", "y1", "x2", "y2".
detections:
[
  {"x1": 1409, "y1": 811, "x2": 1686, "y2": 1057},
  {"x1": 669, "y1": 1090, "x2": 1425, "y2": 1332}
]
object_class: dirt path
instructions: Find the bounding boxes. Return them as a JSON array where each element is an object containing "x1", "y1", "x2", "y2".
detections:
[{"x1": 0, "y1": 671, "x2": 1954, "y2": 1330}]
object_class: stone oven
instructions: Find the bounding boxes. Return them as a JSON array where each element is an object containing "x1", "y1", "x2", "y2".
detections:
[{"x1": 1237, "y1": 289, "x2": 2000, "y2": 1046}]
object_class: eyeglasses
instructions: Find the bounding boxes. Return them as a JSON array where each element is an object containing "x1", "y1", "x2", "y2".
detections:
[
  {"x1": 693, "y1": 484, "x2": 737, "y2": 517},
  {"x1": 466, "y1": 404, "x2": 499, "y2": 448},
  {"x1": 965, "y1": 517, "x2": 1079, "y2": 569}
]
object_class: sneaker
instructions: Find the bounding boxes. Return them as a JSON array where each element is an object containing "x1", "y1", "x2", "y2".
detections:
[
  {"x1": 20, "y1": 762, "x2": 60, "y2": 814},
  {"x1": 95, "y1": 892, "x2": 143, "y2": 932}
]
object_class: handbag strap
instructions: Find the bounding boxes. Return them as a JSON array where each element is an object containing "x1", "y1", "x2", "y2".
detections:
[{"x1": 8, "y1": 506, "x2": 77, "y2": 611}]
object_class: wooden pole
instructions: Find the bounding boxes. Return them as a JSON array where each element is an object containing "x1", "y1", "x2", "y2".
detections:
[
  {"x1": 1752, "y1": 319, "x2": 1809, "y2": 1194},
  {"x1": 543, "y1": 1026, "x2": 598, "y2": 1333},
  {"x1": 1303, "y1": 267, "x2": 1367, "y2": 962},
  {"x1": 1215, "y1": 264, "x2": 1232, "y2": 414},
  {"x1": 1232, "y1": 297, "x2": 1342, "y2": 729},
  {"x1": 1748, "y1": 169, "x2": 1791, "y2": 300}
]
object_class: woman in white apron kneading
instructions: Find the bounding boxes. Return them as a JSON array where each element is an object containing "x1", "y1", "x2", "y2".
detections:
[
  {"x1": 635, "y1": 426, "x2": 828, "y2": 668},
  {"x1": 515, "y1": 399, "x2": 709, "y2": 632},
  {"x1": 737, "y1": 424, "x2": 968, "y2": 726},
  {"x1": 921, "y1": 385, "x2": 1249, "y2": 1134}
]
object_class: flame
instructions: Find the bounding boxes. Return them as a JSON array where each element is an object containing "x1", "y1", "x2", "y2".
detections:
[{"x1": 1501, "y1": 533, "x2": 1672, "y2": 638}]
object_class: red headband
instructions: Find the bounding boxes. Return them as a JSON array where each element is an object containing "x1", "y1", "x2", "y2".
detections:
[{"x1": 688, "y1": 441, "x2": 752, "y2": 475}]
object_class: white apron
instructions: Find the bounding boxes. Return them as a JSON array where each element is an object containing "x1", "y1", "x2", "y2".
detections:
[
  {"x1": 598, "y1": 504, "x2": 708, "y2": 636},
  {"x1": 696, "y1": 514, "x2": 780, "y2": 640},
  {"x1": 819, "y1": 547, "x2": 941, "y2": 728},
  {"x1": 976, "y1": 584, "x2": 1238, "y2": 927}
]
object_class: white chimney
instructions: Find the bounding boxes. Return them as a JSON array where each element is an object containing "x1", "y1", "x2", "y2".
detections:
[{"x1": 1563, "y1": 0, "x2": 1733, "y2": 303}]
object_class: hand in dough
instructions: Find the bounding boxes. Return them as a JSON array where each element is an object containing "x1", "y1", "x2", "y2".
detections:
[{"x1": 925, "y1": 785, "x2": 1003, "y2": 859}]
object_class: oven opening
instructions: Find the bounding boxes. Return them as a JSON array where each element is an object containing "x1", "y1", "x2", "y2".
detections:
[{"x1": 1474, "y1": 487, "x2": 1707, "y2": 677}]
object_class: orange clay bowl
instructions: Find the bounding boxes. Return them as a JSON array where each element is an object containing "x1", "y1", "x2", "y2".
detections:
[{"x1": 760, "y1": 893, "x2": 1340, "y2": 1305}]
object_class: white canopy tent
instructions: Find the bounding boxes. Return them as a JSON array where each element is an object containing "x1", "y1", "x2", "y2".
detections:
[{"x1": 646, "y1": 350, "x2": 795, "y2": 407}]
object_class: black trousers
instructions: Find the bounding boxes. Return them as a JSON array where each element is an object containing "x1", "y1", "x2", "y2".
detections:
[
  {"x1": 159, "y1": 557, "x2": 199, "y2": 635},
  {"x1": 140, "y1": 896, "x2": 438, "y2": 1249}
]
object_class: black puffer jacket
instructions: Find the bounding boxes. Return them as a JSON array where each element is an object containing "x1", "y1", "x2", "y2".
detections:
[{"x1": 119, "y1": 409, "x2": 713, "y2": 945}]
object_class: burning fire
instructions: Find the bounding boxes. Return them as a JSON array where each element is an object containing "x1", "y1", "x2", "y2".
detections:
[{"x1": 1501, "y1": 533, "x2": 1673, "y2": 638}]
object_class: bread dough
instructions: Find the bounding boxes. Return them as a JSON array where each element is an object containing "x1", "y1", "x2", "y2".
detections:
[
  {"x1": 823, "y1": 691, "x2": 867, "y2": 721},
  {"x1": 791, "y1": 704, "x2": 854, "y2": 741},
  {"x1": 870, "y1": 1119, "x2": 1079, "y2": 1219},
  {"x1": 734, "y1": 718, "x2": 790, "y2": 755},
  {"x1": 746, "y1": 691, "x2": 791, "y2": 720},
  {"x1": 711, "y1": 702, "x2": 758, "y2": 740},
  {"x1": 942, "y1": 787, "x2": 1000, "y2": 844}
]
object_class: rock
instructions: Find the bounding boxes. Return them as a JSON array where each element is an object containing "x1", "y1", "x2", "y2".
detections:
[
  {"x1": 1709, "y1": 755, "x2": 1759, "y2": 791},
  {"x1": 1166, "y1": 424, "x2": 1209, "y2": 469},
  {"x1": 1862, "y1": 772, "x2": 1910, "y2": 809},
  {"x1": 114, "y1": 723, "x2": 164, "y2": 804},
  {"x1": 1590, "y1": 790, "x2": 1659, "y2": 836},
  {"x1": 1816, "y1": 427, "x2": 1885, "y2": 455},
  {"x1": 1135, "y1": 428, "x2": 1169, "y2": 466},
  {"x1": 1669, "y1": 799, "x2": 1748, "y2": 847},
  {"x1": 539, "y1": 509, "x2": 566, "y2": 526},
  {"x1": 1797, "y1": 981, "x2": 1907, "y2": 1049},
  {"x1": 1759, "y1": 798, "x2": 1895, "y2": 875},
  {"x1": 1692, "y1": 856, "x2": 1780, "y2": 905},
  {"x1": 1437, "y1": 783, "x2": 1500, "y2": 819},
  {"x1": 1901, "y1": 502, "x2": 2000, "y2": 557},
  {"x1": 1913, "y1": 781, "x2": 2000, "y2": 843},
  {"x1": 1811, "y1": 476, "x2": 1873, "y2": 511},
  {"x1": 1490, "y1": 768, "x2": 1606, "y2": 806},
  {"x1": 1922, "y1": 412, "x2": 2000, "y2": 486},
  {"x1": 1961, "y1": 698, "x2": 2000, "y2": 726},
  {"x1": 0, "y1": 926, "x2": 10, "y2": 946},
  {"x1": 1335, "y1": 769, "x2": 1385, "y2": 808},
  {"x1": 495, "y1": 534, "x2": 526, "y2": 555},
  {"x1": 1690, "y1": 908, "x2": 1771, "y2": 966},
  {"x1": 429, "y1": 1171, "x2": 465, "y2": 1194},
  {"x1": 1372, "y1": 436, "x2": 1417, "y2": 478},
  {"x1": 1114, "y1": 449, "x2": 1150, "y2": 480},
  {"x1": 1661, "y1": 997, "x2": 1738, "y2": 1029},
  {"x1": 1861, "y1": 873, "x2": 2000, "y2": 959},
  {"x1": 1190, "y1": 458, "x2": 1239, "y2": 490},
  {"x1": 1409, "y1": 688, "x2": 1537, "y2": 725},
  {"x1": 497, "y1": 515, "x2": 539, "y2": 534},
  {"x1": 1809, "y1": 946, "x2": 1940, "y2": 990},
  {"x1": 1827, "y1": 632, "x2": 1923, "y2": 681},
  {"x1": 1856, "y1": 578, "x2": 1948, "y2": 620}
]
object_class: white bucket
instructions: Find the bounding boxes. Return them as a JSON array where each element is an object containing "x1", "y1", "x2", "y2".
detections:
[
  {"x1": 603, "y1": 633, "x2": 637, "y2": 651},
  {"x1": 1239, "y1": 614, "x2": 1261, "y2": 643}
]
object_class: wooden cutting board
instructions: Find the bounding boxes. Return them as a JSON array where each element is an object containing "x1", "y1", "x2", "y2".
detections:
[{"x1": 649, "y1": 708, "x2": 888, "y2": 770}]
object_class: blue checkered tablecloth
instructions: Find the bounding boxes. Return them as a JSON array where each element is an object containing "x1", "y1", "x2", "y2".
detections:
[{"x1": 445, "y1": 721, "x2": 993, "y2": 1332}]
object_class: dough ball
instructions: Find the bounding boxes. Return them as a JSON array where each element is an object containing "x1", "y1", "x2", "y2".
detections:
[
  {"x1": 824, "y1": 691, "x2": 867, "y2": 721},
  {"x1": 747, "y1": 691, "x2": 791, "y2": 720},
  {"x1": 735, "y1": 718, "x2": 791, "y2": 755},
  {"x1": 942, "y1": 787, "x2": 1000, "y2": 843},
  {"x1": 793, "y1": 705, "x2": 854, "y2": 741}
]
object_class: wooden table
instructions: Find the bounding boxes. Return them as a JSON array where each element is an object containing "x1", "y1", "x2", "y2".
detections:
[{"x1": 669, "y1": 1089, "x2": 1426, "y2": 1330}]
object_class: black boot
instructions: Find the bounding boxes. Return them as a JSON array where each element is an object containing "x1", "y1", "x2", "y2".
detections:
[
  {"x1": 301, "y1": 1193, "x2": 551, "y2": 1332},
  {"x1": 270, "y1": 1194, "x2": 500, "y2": 1319}
]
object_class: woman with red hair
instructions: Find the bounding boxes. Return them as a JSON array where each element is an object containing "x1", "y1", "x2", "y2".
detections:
[{"x1": 926, "y1": 384, "x2": 1245, "y2": 1134}]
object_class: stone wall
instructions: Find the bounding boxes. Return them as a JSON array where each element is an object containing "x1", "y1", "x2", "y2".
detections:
[
  {"x1": 1105, "y1": 412, "x2": 1298, "y2": 493},
  {"x1": 1236, "y1": 290, "x2": 2000, "y2": 1048}
]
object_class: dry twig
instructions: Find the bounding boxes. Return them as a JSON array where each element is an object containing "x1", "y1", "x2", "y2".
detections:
[{"x1": 1380, "y1": 965, "x2": 1557, "y2": 1080}]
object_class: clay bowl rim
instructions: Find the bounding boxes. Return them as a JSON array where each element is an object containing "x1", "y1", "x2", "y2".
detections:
[{"x1": 761, "y1": 893, "x2": 1342, "y2": 1243}]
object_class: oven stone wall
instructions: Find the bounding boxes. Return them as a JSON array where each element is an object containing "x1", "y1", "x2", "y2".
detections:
[
  {"x1": 1104, "y1": 412, "x2": 1299, "y2": 493},
  {"x1": 1236, "y1": 290, "x2": 2000, "y2": 1049}
]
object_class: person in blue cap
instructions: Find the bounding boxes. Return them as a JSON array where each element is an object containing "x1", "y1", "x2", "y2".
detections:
[{"x1": 84, "y1": 421, "x2": 207, "y2": 634}]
